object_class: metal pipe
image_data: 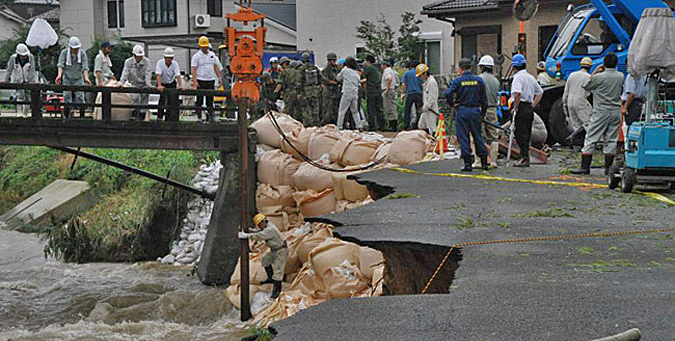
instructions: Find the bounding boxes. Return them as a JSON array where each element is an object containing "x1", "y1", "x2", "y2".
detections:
[
  {"x1": 50, "y1": 146, "x2": 215, "y2": 200},
  {"x1": 237, "y1": 99, "x2": 252, "y2": 321}
]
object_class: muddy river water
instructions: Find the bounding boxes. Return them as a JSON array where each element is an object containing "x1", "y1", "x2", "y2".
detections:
[{"x1": 0, "y1": 229, "x2": 247, "y2": 341}]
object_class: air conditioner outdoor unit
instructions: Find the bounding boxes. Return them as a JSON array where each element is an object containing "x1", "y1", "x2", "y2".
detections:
[{"x1": 194, "y1": 14, "x2": 211, "y2": 28}]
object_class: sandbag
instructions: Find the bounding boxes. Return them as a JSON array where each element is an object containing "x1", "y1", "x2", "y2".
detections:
[
  {"x1": 93, "y1": 81, "x2": 133, "y2": 121},
  {"x1": 308, "y1": 238, "x2": 369, "y2": 299},
  {"x1": 332, "y1": 172, "x2": 369, "y2": 202},
  {"x1": 259, "y1": 205, "x2": 302, "y2": 232},
  {"x1": 292, "y1": 189, "x2": 336, "y2": 218},
  {"x1": 281, "y1": 127, "x2": 317, "y2": 161},
  {"x1": 291, "y1": 225, "x2": 334, "y2": 264},
  {"x1": 256, "y1": 184, "x2": 295, "y2": 210},
  {"x1": 251, "y1": 111, "x2": 304, "y2": 148},
  {"x1": 329, "y1": 138, "x2": 381, "y2": 167},
  {"x1": 307, "y1": 125, "x2": 341, "y2": 160},
  {"x1": 292, "y1": 162, "x2": 333, "y2": 192},
  {"x1": 387, "y1": 130, "x2": 432, "y2": 165},
  {"x1": 358, "y1": 246, "x2": 384, "y2": 279},
  {"x1": 531, "y1": 113, "x2": 548, "y2": 148},
  {"x1": 257, "y1": 149, "x2": 302, "y2": 186},
  {"x1": 225, "y1": 284, "x2": 261, "y2": 310},
  {"x1": 230, "y1": 258, "x2": 267, "y2": 285},
  {"x1": 371, "y1": 142, "x2": 391, "y2": 162}
]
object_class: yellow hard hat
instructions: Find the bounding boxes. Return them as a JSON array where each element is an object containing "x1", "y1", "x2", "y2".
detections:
[
  {"x1": 198, "y1": 36, "x2": 210, "y2": 48},
  {"x1": 253, "y1": 213, "x2": 266, "y2": 227},
  {"x1": 580, "y1": 57, "x2": 593, "y2": 68},
  {"x1": 416, "y1": 63, "x2": 429, "y2": 77}
]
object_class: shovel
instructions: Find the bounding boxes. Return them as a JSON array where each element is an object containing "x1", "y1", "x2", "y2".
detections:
[{"x1": 506, "y1": 110, "x2": 517, "y2": 167}]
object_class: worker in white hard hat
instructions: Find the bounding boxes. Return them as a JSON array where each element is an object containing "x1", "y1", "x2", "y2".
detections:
[
  {"x1": 416, "y1": 63, "x2": 439, "y2": 135},
  {"x1": 1, "y1": 43, "x2": 38, "y2": 117},
  {"x1": 94, "y1": 41, "x2": 115, "y2": 86},
  {"x1": 477, "y1": 55, "x2": 501, "y2": 168},
  {"x1": 239, "y1": 213, "x2": 288, "y2": 300},
  {"x1": 536, "y1": 61, "x2": 553, "y2": 86},
  {"x1": 155, "y1": 47, "x2": 182, "y2": 121},
  {"x1": 563, "y1": 57, "x2": 594, "y2": 146},
  {"x1": 56, "y1": 36, "x2": 91, "y2": 119},
  {"x1": 120, "y1": 44, "x2": 152, "y2": 121},
  {"x1": 266, "y1": 56, "x2": 281, "y2": 80}
]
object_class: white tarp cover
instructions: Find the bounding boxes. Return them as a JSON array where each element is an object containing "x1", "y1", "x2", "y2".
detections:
[
  {"x1": 26, "y1": 19, "x2": 59, "y2": 49},
  {"x1": 627, "y1": 8, "x2": 675, "y2": 79}
]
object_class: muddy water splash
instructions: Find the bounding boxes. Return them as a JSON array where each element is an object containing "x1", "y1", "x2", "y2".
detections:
[{"x1": 0, "y1": 230, "x2": 246, "y2": 341}]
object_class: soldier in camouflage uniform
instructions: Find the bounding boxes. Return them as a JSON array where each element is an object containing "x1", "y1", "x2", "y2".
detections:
[
  {"x1": 274, "y1": 57, "x2": 301, "y2": 119},
  {"x1": 298, "y1": 52, "x2": 324, "y2": 127},
  {"x1": 255, "y1": 71, "x2": 277, "y2": 118},
  {"x1": 321, "y1": 52, "x2": 341, "y2": 125}
]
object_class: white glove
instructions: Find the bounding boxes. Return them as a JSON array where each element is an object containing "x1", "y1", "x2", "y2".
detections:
[{"x1": 238, "y1": 231, "x2": 248, "y2": 239}]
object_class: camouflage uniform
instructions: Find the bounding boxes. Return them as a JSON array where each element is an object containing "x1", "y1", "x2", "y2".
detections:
[
  {"x1": 298, "y1": 62, "x2": 324, "y2": 127},
  {"x1": 321, "y1": 63, "x2": 341, "y2": 125},
  {"x1": 278, "y1": 66, "x2": 301, "y2": 120}
]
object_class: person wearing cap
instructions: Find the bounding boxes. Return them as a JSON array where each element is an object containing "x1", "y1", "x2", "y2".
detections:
[
  {"x1": 380, "y1": 59, "x2": 399, "y2": 131},
  {"x1": 360, "y1": 55, "x2": 384, "y2": 131},
  {"x1": 191, "y1": 36, "x2": 223, "y2": 122},
  {"x1": 120, "y1": 45, "x2": 152, "y2": 121},
  {"x1": 476, "y1": 55, "x2": 501, "y2": 168},
  {"x1": 321, "y1": 52, "x2": 341, "y2": 125},
  {"x1": 536, "y1": 61, "x2": 553, "y2": 86},
  {"x1": 94, "y1": 41, "x2": 115, "y2": 86},
  {"x1": 2, "y1": 43, "x2": 37, "y2": 117},
  {"x1": 298, "y1": 52, "x2": 324, "y2": 127},
  {"x1": 416, "y1": 63, "x2": 439, "y2": 135},
  {"x1": 56, "y1": 36, "x2": 91, "y2": 119},
  {"x1": 155, "y1": 47, "x2": 182, "y2": 121},
  {"x1": 266, "y1": 57, "x2": 281, "y2": 80},
  {"x1": 401, "y1": 60, "x2": 424, "y2": 130},
  {"x1": 445, "y1": 58, "x2": 489, "y2": 171},
  {"x1": 239, "y1": 213, "x2": 287, "y2": 300},
  {"x1": 563, "y1": 57, "x2": 593, "y2": 145},
  {"x1": 336, "y1": 56, "x2": 366, "y2": 130},
  {"x1": 571, "y1": 52, "x2": 624, "y2": 175},
  {"x1": 275, "y1": 57, "x2": 301, "y2": 119},
  {"x1": 510, "y1": 53, "x2": 543, "y2": 167}
]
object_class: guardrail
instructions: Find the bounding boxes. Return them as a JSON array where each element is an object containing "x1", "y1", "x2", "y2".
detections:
[{"x1": 0, "y1": 83, "x2": 232, "y2": 122}]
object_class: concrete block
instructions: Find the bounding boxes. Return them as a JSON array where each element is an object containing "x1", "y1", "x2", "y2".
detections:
[{"x1": 0, "y1": 179, "x2": 93, "y2": 228}]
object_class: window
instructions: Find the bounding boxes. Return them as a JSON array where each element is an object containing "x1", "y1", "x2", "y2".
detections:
[
  {"x1": 107, "y1": 0, "x2": 124, "y2": 28},
  {"x1": 538, "y1": 25, "x2": 557, "y2": 61},
  {"x1": 207, "y1": 0, "x2": 222, "y2": 17},
  {"x1": 458, "y1": 26, "x2": 501, "y2": 61},
  {"x1": 142, "y1": 0, "x2": 177, "y2": 28},
  {"x1": 572, "y1": 16, "x2": 614, "y2": 55},
  {"x1": 422, "y1": 41, "x2": 441, "y2": 75}
]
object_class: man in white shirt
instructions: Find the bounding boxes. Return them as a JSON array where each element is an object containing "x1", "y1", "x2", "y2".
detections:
[
  {"x1": 191, "y1": 36, "x2": 222, "y2": 122},
  {"x1": 155, "y1": 47, "x2": 182, "y2": 121},
  {"x1": 94, "y1": 41, "x2": 115, "y2": 86},
  {"x1": 120, "y1": 44, "x2": 152, "y2": 121},
  {"x1": 620, "y1": 72, "x2": 647, "y2": 127},
  {"x1": 510, "y1": 54, "x2": 543, "y2": 167},
  {"x1": 416, "y1": 63, "x2": 439, "y2": 135},
  {"x1": 563, "y1": 57, "x2": 593, "y2": 135},
  {"x1": 381, "y1": 59, "x2": 399, "y2": 131},
  {"x1": 336, "y1": 57, "x2": 365, "y2": 130}
]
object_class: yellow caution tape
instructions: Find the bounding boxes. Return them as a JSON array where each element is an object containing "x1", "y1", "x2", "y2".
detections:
[{"x1": 388, "y1": 167, "x2": 675, "y2": 206}]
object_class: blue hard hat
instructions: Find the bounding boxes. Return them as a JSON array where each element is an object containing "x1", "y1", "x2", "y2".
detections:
[
  {"x1": 337, "y1": 58, "x2": 346, "y2": 65},
  {"x1": 511, "y1": 54, "x2": 526, "y2": 67}
]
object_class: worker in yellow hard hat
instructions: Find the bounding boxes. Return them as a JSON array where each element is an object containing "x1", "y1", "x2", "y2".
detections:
[
  {"x1": 562, "y1": 56, "x2": 594, "y2": 147},
  {"x1": 238, "y1": 213, "x2": 287, "y2": 299},
  {"x1": 198, "y1": 36, "x2": 210, "y2": 48}
]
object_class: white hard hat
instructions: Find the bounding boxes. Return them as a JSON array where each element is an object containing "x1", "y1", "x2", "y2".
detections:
[
  {"x1": 478, "y1": 55, "x2": 494, "y2": 67},
  {"x1": 163, "y1": 47, "x2": 175, "y2": 58},
  {"x1": 133, "y1": 44, "x2": 144, "y2": 57},
  {"x1": 16, "y1": 43, "x2": 29, "y2": 56},
  {"x1": 269, "y1": 56, "x2": 279, "y2": 63},
  {"x1": 68, "y1": 36, "x2": 81, "y2": 49}
]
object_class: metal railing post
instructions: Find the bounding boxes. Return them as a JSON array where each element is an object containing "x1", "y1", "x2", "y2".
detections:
[{"x1": 102, "y1": 89, "x2": 112, "y2": 122}]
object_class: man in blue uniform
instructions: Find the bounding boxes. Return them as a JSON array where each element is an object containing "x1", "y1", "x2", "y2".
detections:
[{"x1": 445, "y1": 58, "x2": 489, "y2": 172}]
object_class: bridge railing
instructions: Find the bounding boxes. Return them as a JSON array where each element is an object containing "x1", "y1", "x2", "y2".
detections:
[{"x1": 0, "y1": 83, "x2": 233, "y2": 122}]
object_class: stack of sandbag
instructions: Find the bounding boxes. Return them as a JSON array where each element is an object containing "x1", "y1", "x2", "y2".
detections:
[
  {"x1": 387, "y1": 130, "x2": 434, "y2": 165},
  {"x1": 307, "y1": 125, "x2": 341, "y2": 160},
  {"x1": 281, "y1": 127, "x2": 317, "y2": 161},
  {"x1": 251, "y1": 111, "x2": 304, "y2": 148},
  {"x1": 329, "y1": 136, "x2": 382, "y2": 167},
  {"x1": 257, "y1": 149, "x2": 302, "y2": 187},
  {"x1": 93, "y1": 81, "x2": 134, "y2": 121}
]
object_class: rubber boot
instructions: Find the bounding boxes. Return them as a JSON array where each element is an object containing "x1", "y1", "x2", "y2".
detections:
[
  {"x1": 571, "y1": 154, "x2": 592, "y2": 175},
  {"x1": 489, "y1": 142, "x2": 499, "y2": 168},
  {"x1": 461, "y1": 156, "x2": 473, "y2": 172},
  {"x1": 270, "y1": 280, "x2": 282, "y2": 299},
  {"x1": 260, "y1": 266, "x2": 274, "y2": 284},
  {"x1": 604, "y1": 154, "x2": 615, "y2": 175},
  {"x1": 513, "y1": 157, "x2": 530, "y2": 167},
  {"x1": 480, "y1": 155, "x2": 489, "y2": 171}
]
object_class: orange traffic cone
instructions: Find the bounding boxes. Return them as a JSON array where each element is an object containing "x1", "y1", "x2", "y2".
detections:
[{"x1": 434, "y1": 112, "x2": 448, "y2": 154}]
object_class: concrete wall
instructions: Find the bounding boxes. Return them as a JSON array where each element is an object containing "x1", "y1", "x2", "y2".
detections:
[
  {"x1": 0, "y1": 14, "x2": 24, "y2": 41},
  {"x1": 296, "y1": 0, "x2": 454, "y2": 73},
  {"x1": 60, "y1": 0, "x2": 102, "y2": 51},
  {"x1": 452, "y1": 1, "x2": 585, "y2": 75}
]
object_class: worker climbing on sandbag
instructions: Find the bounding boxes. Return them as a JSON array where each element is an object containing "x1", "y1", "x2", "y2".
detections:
[{"x1": 238, "y1": 213, "x2": 288, "y2": 300}]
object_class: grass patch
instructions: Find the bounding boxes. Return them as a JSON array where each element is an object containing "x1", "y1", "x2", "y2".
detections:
[
  {"x1": 577, "y1": 247, "x2": 595, "y2": 255},
  {"x1": 514, "y1": 208, "x2": 574, "y2": 218},
  {"x1": 451, "y1": 216, "x2": 485, "y2": 230},
  {"x1": 608, "y1": 246, "x2": 621, "y2": 251},
  {"x1": 242, "y1": 326, "x2": 274, "y2": 341},
  {"x1": 498, "y1": 222, "x2": 511, "y2": 229},
  {"x1": 388, "y1": 192, "x2": 420, "y2": 199}
]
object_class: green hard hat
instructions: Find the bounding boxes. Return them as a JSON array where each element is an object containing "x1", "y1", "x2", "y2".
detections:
[
  {"x1": 326, "y1": 52, "x2": 337, "y2": 60},
  {"x1": 279, "y1": 56, "x2": 290, "y2": 64},
  {"x1": 302, "y1": 52, "x2": 311, "y2": 62}
]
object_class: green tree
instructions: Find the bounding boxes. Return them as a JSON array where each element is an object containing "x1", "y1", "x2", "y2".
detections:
[
  {"x1": 397, "y1": 12, "x2": 425, "y2": 65},
  {"x1": 86, "y1": 36, "x2": 134, "y2": 80},
  {"x1": 355, "y1": 13, "x2": 396, "y2": 61},
  {"x1": 0, "y1": 26, "x2": 66, "y2": 82}
]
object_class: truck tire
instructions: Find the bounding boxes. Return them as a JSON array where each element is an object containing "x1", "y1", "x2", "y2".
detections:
[
  {"x1": 607, "y1": 165, "x2": 620, "y2": 189},
  {"x1": 548, "y1": 98, "x2": 572, "y2": 145},
  {"x1": 621, "y1": 167, "x2": 636, "y2": 193}
]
